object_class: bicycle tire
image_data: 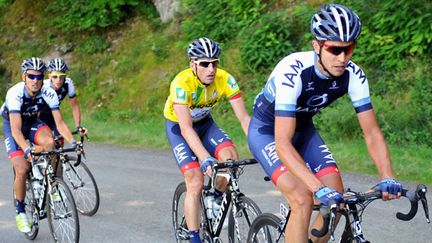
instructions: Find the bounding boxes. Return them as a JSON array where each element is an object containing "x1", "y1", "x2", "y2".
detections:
[
  {"x1": 12, "y1": 170, "x2": 40, "y2": 240},
  {"x1": 63, "y1": 159, "x2": 100, "y2": 216},
  {"x1": 228, "y1": 195, "x2": 262, "y2": 243},
  {"x1": 47, "y1": 178, "x2": 80, "y2": 243},
  {"x1": 172, "y1": 182, "x2": 190, "y2": 243},
  {"x1": 247, "y1": 213, "x2": 285, "y2": 243}
]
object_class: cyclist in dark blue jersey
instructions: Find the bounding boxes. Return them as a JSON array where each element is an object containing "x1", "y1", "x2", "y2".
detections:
[
  {"x1": 1, "y1": 57, "x2": 76, "y2": 233},
  {"x1": 248, "y1": 4, "x2": 402, "y2": 243}
]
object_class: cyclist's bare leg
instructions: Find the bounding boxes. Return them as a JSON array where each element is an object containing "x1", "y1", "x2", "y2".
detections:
[
  {"x1": 11, "y1": 156, "x2": 30, "y2": 201},
  {"x1": 214, "y1": 146, "x2": 238, "y2": 192},
  {"x1": 184, "y1": 167, "x2": 204, "y2": 231},
  {"x1": 34, "y1": 128, "x2": 57, "y2": 172},
  {"x1": 276, "y1": 171, "x2": 314, "y2": 243},
  {"x1": 310, "y1": 172, "x2": 344, "y2": 243}
]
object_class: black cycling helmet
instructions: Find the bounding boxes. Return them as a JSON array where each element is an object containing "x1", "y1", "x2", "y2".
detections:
[
  {"x1": 21, "y1": 57, "x2": 46, "y2": 73},
  {"x1": 311, "y1": 4, "x2": 361, "y2": 42},
  {"x1": 48, "y1": 58, "x2": 69, "y2": 72},
  {"x1": 187, "y1": 37, "x2": 221, "y2": 59}
]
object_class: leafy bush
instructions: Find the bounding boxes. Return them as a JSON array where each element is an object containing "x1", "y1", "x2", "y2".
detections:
[
  {"x1": 180, "y1": 0, "x2": 266, "y2": 42},
  {"x1": 240, "y1": 11, "x2": 295, "y2": 71},
  {"x1": 44, "y1": 0, "x2": 141, "y2": 31},
  {"x1": 76, "y1": 35, "x2": 110, "y2": 54}
]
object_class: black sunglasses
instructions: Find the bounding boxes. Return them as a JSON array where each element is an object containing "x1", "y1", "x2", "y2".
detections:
[
  {"x1": 193, "y1": 59, "x2": 219, "y2": 68},
  {"x1": 320, "y1": 42, "x2": 355, "y2": 56},
  {"x1": 26, "y1": 74, "x2": 44, "y2": 81}
]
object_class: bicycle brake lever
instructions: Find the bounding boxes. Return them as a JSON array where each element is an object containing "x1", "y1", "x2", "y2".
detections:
[{"x1": 416, "y1": 185, "x2": 430, "y2": 223}]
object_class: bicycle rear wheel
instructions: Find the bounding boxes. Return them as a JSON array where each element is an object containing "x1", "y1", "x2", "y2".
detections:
[
  {"x1": 247, "y1": 213, "x2": 285, "y2": 243},
  {"x1": 63, "y1": 159, "x2": 100, "y2": 216},
  {"x1": 172, "y1": 182, "x2": 190, "y2": 243},
  {"x1": 47, "y1": 178, "x2": 80, "y2": 243},
  {"x1": 228, "y1": 195, "x2": 262, "y2": 242}
]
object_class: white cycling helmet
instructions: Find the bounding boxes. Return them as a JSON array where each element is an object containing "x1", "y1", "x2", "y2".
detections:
[
  {"x1": 187, "y1": 37, "x2": 221, "y2": 59},
  {"x1": 21, "y1": 57, "x2": 46, "y2": 73},
  {"x1": 48, "y1": 58, "x2": 69, "y2": 72},
  {"x1": 311, "y1": 4, "x2": 361, "y2": 42}
]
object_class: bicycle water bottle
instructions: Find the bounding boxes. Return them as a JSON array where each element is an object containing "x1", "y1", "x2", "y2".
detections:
[
  {"x1": 31, "y1": 179, "x2": 43, "y2": 199},
  {"x1": 212, "y1": 197, "x2": 222, "y2": 218},
  {"x1": 204, "y1": 195, "x2": 215, "y2": 219},
  {"x1": 32, "y1": 163, "x2": 44, "y2": 180}
]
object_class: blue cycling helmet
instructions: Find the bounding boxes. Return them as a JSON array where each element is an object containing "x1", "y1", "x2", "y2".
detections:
[
  {"x1": 187, "y1": 37, "x2": 221, "y2": 59},
  {"x1": 311, "y1": 4, "x2": 361, "y2": 42},
  {"x1": 21, "y1": 57, "x2": 46, "y2": 73},
  {"x1": 48, "y1": 58, "x2": 69, "y2": 72}
]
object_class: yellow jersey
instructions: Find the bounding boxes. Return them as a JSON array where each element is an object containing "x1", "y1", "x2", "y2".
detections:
[{"x1": 164, "y1": 68, "x2": 241, "y2": 122}]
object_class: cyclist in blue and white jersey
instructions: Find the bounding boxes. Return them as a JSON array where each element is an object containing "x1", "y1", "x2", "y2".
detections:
[
  {"x1": 40, "y1": 58, "x2": 87, "y2": 138},
  {"x1": 248, "y1": 4, "x2": 403, "y2": 243},
  {"x1": 1, "y1": 57, "x2": 76, "y2": 233}
]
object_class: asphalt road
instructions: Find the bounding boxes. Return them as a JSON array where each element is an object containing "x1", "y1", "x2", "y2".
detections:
[{"x1": 0, "y1": 143, "x2": 430, "y2": 242}]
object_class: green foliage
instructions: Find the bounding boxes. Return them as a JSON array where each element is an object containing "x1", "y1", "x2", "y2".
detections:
[
  {"x1": 44, "y1": 0, "x2": 141, "y2": 31},
  {"x1": 181, "y1": 0, "x2": 266, "y2": 42},
  {"x1": 342, "y1": 0, "x2": 432, "y2": 70},
  {"x1": 76, "y1": 35, "x2": 110, "y2": 54},
  {"x1": 240, "y1": 11, "x2": 295, "y2": 71}
]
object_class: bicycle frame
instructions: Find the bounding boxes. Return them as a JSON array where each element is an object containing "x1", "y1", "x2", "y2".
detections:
[{"x1": 201, "y1": 159, "x2": 257, "y2": 241}]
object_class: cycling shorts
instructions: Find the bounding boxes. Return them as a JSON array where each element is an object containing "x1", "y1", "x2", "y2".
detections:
[
  {"x1": 165, "y1": 115, "x2": 234, "y2": 174},
  {"x1": 2, "y1": 118, "x2": 51, "y2": 159},
  {"x1": 39, "y1": 112, "x2": 60, "y2": 137},
  {"x1": 248, "y1": 116, "x2": 339, "y2": 185}
]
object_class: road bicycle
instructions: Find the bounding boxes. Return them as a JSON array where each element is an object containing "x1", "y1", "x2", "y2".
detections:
[
  {"x1": 15, "y1": 146, "x2": 81, "y2": 242},
  {"x1": 247, "y1": 180, "x2": 430, "y2": 243},
  {"x1": 57, "y1": 131, "x2": 100, "y2": 216},
  {"x1": 172, "y1": 159, "x2": 262, "y2": 243}
]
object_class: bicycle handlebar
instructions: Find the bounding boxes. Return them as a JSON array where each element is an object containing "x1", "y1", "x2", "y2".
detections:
[
  {"x1": 31, "y1": 143, "x2": 83, "y2": 166},
  {"x1": 203, "y1": 159, "x2": 257, "y2": 191},
  {"x1": 312, "y1": 185, "x2": 430, "y2": 238}
]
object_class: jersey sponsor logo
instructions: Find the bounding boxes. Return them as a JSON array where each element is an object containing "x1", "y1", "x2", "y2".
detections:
[
  {"x1": 347, "y1": 62, "x2": 367, "y2": 84},
  {"x1": 190, "y1": 99, "x2": 218, "y2": 109},
  {"x1": 227, "y1": 76, "x2": 238, "y2": 90},
  {"x1": 329, "y1": 81, "x2": 339, "y2": 90},
  {"x1": 282, "y1": 59, "x2": 304, "y2": 88},
  {"x1": 22, "y1": 105, "x2": 39, "y2": 117},
  {"x1": 175, "y1": 88, "x2": 187, "y2": 102},
  {"x1": 43, "y1": 89, "x2": 56, "y2": 100},
  {"x1": 262, "y1": 141, "x2": 279, "y2": 167},
  {"x1": 173, "y1": 143, "x2": 188, "y2": 164},
  {"x1": 306, "y1": 94, "x2": 328, "y2": 107},
  {"x1": 306, "y1": 82, "x2": 315, "y2": 91}
]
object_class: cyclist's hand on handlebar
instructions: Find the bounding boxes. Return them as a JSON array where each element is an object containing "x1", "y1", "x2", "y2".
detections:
[
  {"x1": 200, "y1": 156, "x2": 217, "y2": 177},
  {"x1": 378, "y1": 178, "x2": 402, "y2": 200},
  {"x1": 314, "y1": 186, "x2": 343, "y2": 206},
  {"x1": 76, "y1": 125, "x2": 88, "y2": 136}
]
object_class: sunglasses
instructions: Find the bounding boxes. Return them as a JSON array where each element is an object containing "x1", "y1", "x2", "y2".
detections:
[
  {"x1": 193, "y1": 59, "x2": 219, "y2": 68},
  {"x1": 320, "y1": 42, "x2": 355, "y2": 56},
  {"x1": 51, "y1": 73, "x2": 66, "y2": 79},
  {"x1": 26, "y1": 74, "x2": 44, "y2": 81}
]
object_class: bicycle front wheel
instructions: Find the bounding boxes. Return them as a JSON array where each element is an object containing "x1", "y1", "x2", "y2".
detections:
[
  {"x1": 63, "y1": 159, "x2": 100, "y2": 216},
  {"x1": 23, "y1": 177, "x2": 40, "y2": 240},
  {"x1": 247, "y1": 213, "x2": 285, "y2": 243},
  {"x1": 172, "y1": 182, "x2": 190, "y2": 243},
  {"x1": 47, "y1": 178, "x2": 80, "y2": 243},
  {"x1": 228, "y1": 195, "x2": 262, "y2": 243}
]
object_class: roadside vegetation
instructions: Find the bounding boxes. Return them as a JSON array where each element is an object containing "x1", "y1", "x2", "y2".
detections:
[{"x1": 0, "y1": 0, "x2": 430, "y2": 184}]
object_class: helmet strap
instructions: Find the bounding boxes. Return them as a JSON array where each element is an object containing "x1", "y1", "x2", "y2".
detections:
[{"x1": 318, "y1": 47, "x2": 335, "y2": 79}]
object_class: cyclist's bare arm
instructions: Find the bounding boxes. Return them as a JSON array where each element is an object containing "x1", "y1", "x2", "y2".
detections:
[
  {"x1": 52, "y1": 110, "x2": 74, "y2": 143},
  {"x1": 174, "y1": 104, "x2": 211, "y2": 161},
  {"x1": 275, "y1": 116, "x2": 324, "y2": 192},
  {"x1": 229, "y1": 97, "x2": 250, "y2": 136},
  {"x1": 70, "y1": 96, "x2": 81, "y2": 128}
]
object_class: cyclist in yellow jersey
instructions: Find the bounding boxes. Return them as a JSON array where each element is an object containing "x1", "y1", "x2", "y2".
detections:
[{"x1": 164, "y1": 37, "x2": 250, "y2": 243}]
